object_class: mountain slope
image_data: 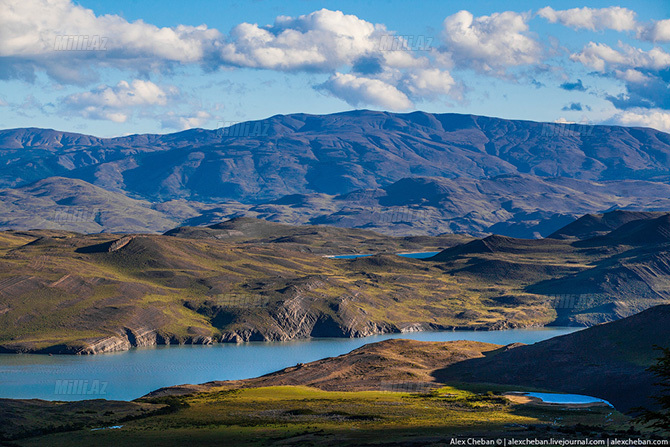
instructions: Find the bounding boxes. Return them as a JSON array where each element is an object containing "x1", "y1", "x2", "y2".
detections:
[
  {"x1": 0, "y1": 177, "x2": 188, "y2": 233},
  {"x1": 549, "y1": 210, "x2": 668, "y2": 240},
  {"x1": 3, "y1": 112, "x2": 670, "y2": 237},
  {"x1": 585, "y1": 213, "x2": 670, "y2": 246},
  {"x1": 434, "y1": 304, "x2": 670, "y2": 412},
  {"x1": 3, "y1": 111, "x2": 670, "y2": 203},
  {"x1": 0, "y1": 223, "x2": 522, "y2": 355},
  {"x1": 430, "y1": 211, "x2": 670, "y2": 325},
  {"x1": 4, "y1": 174, "x2": 669, "y2": 238}
]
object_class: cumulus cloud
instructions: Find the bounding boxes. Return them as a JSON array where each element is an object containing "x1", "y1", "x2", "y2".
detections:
[
  {"x1": 609, "y1": 108, "x2": 670, "y2": 132},
  {"x1": 571, "y1": 42, "x2": 670, "y2": 72},
  {"x1": 0, "y1": 0, "x2": 221, "y2": 84},
  {"x1": 537, "y1": 6, "x2": 637, "y2": 32},
  {"x1": 571, "y1": 42, "x2": 670, "y2": 110},
  {"x1": 218, "y1": 9, "x2": 386, "y2": 71},
  {"x1": 63, "y1": 80, "x2": 178, "y2": 122},
  {"x1": 319, "y1": 73, "x2": 413, "y2": 110},
  {"x1": 441, "y1": 10, "x2": 542, "y2": 75},
  {"x1": 536, "y1": 6, "x2": 670, "y2": 46},
  {"x1": 638, "y1": 19, "x2": 670, "y2": 42},
  {"x1": 401, "y1": 68, "x2": 456, "y2": 98},
  {"x1": 1, "y1": 2, "x2": 460, "y2": 111},
  {"x1": 14, "y1": 1, "x2": 669, "y2": 122},
  {"x1": 221, "y1": 9, "x2": 460, "y2": 109}
]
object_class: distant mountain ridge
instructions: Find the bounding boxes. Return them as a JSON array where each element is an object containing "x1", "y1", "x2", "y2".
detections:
[
  {"x1": 548, "y1": 210, "x2": 668, "y2": 240},
  {"x1": 3, "y1": 110, "x2": 670, "y2": 236},
  {"x1": 3, "y1": 110, "x2": 670, "y2": 199}
]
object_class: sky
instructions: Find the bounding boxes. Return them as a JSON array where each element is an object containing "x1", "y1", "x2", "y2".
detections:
[{"x1": 1, "y1": 0, "x2": 669, "y2": 137}]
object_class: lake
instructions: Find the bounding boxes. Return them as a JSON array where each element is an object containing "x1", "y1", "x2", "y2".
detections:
[
  {"x1": 328, "y1": 251, "x2": 440, "y2": 259},
  {"x1": 0, "y1": 327, "x2": 580, "y2": 401},
  {"x1": 525, "y1": 392, "x2": 613, "y2": 406}
]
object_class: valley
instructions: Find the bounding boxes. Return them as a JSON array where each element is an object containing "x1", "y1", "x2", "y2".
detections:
[{"x1": 5, "y1": 1, "x2": 670, "y2": 443}]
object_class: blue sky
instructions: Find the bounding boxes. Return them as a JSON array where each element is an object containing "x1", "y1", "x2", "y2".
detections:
[{"x1": 1, "y1": 0, "x2": 669, "y2": 136}]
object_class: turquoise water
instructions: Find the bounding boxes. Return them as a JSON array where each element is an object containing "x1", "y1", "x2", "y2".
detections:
[
  {"x1": 397, "y1": 251, "x2": 440, "y2": 259},
  {"x1": 329, "y1": 251, "x2": 440, "y2": 259},
  {"x1": 525, "y1": 392, "x2": 613, "y2": 406},
  {"x1": 0, "y1": 328, "x2": 580, "y2": 401}
]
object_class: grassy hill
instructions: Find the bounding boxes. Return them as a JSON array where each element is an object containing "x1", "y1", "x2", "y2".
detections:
[
  {"x1": 548, "y1": 210, "x2": 667, "y2": 240},
  {"x1": 3, "y1": 383, "x2": 633, "y2": 446},
  {"x1": 2, "y1": 212, "x2": 670, "y2": 354}
]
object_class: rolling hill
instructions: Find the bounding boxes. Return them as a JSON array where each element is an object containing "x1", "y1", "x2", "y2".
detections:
[
  {"x1": 0, "y1": 177, "x2": 203, "y2": 234},
  {"x1": 2, "y1": 211, "x2": 670, "y2": 354},
  {"x1": 2, "y1": 174, "x2": 670, "y2": 237},
  {"x1": 548, "y1": 210, "x2": 667, "y2": 240}
]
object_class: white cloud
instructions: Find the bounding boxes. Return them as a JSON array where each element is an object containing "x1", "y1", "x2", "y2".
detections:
[
  {"x1": 571, "y1": 42, "x2": 670, "y2": 111},
  {"x1": 570, "y1": 42, "x2": 626, "y2": 72},
  {"x1": 161, "y1": 110, "x2": 212, "y2": 130},
  {"x1": 638, "y1": 19, "x2": 670, "y2": 42},
  {"x1": 537, "y1": 6, "x2": 637, "y2": 32},
  {"x1": 219, "y1": 9, "x2": 384, "y2": 71},
  {"x1": 441, "y1": 10, "x2": 542, "y2": 74},
  {"x1": 614, "y1": 68, "x2": 651, "y2": 83},
  {"x1": 0, "y1": 0, "x2": 221, "y2": 83},
  {"x1": 1, "y1": 2, "x2": 461, "y2": 111},
  {"x1": 609, "y1": 109, "x2": 670, "y2": 132},
  {"x1": 63, "y1": 80, "x2": 177, "y2": 122},
  {"x1": 220, "y1": 9, "x2": 460, "y2": 108},
  {"x1": 537, "y1": 7, "x2": 670, "y2": 44},
  {"x1": 319, "y1": 73, "x2": 413, "y2": 110},
  {"x1": 402, "y1": 68, "x2": 456, "y2": 98},
  {"x1": 571, "y1": 42, "x2": 670, "y2": 73}
]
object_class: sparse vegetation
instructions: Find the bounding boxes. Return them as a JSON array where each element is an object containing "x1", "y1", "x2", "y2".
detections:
[
  {"x1": 2, "y1": 212, "x2": 670, "y2": 354},
  {"x1": 6, "y1": 385, "x2": 633, "y2": 447}
]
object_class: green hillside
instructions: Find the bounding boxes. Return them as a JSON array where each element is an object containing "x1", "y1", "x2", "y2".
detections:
[{"x1": 1, "y1": 213, "x2": 670, "y2": 354}]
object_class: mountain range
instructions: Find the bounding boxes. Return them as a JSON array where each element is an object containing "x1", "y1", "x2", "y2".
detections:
[{"x1": 2, "y1": 111, "x2": 670, "y2": 237}]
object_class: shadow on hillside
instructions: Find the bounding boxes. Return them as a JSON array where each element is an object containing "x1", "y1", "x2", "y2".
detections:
[{"x1": 75, "y1": 240, "x2": 115, "y2": 253}]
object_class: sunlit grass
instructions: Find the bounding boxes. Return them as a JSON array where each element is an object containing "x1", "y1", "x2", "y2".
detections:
[{"x1": 14, "y1": 384, "x2": 632, "y2": 447}]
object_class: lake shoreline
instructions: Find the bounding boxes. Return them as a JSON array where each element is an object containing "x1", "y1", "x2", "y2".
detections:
[
  {"x1": 0, "y1": 327, "x2": 581, "y2": 402},
  {"x1": 0, "y1": 320, "x2": 575, "y2": 356}
]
